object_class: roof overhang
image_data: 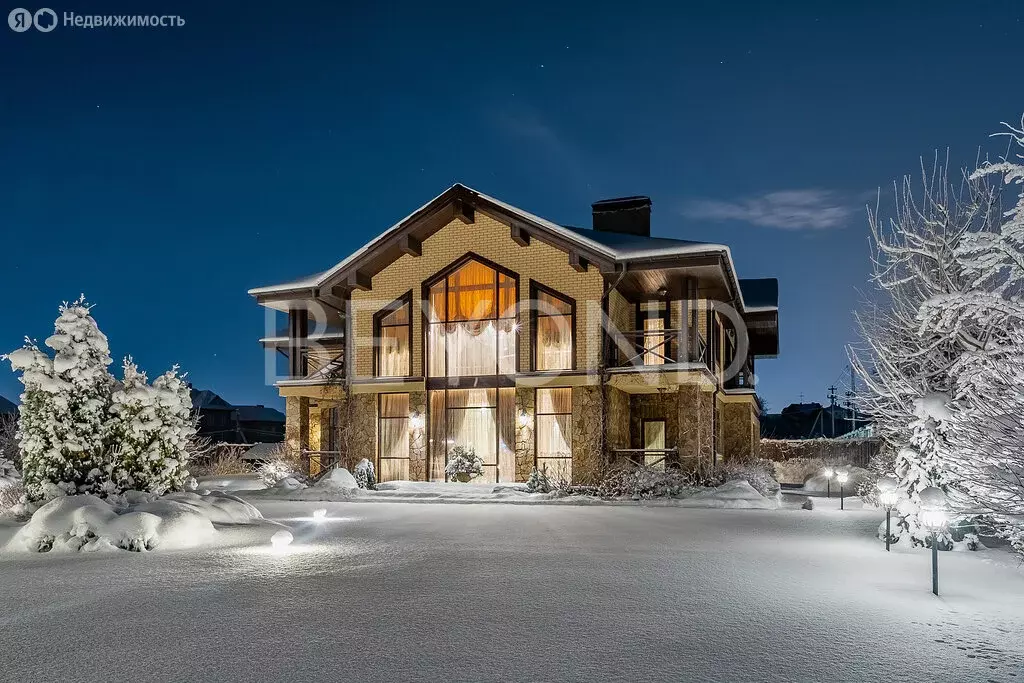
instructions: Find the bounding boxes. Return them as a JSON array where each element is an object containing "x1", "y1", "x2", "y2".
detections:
[{"x1": 249, "y1": 183, "x2": 763, "y2": 315}]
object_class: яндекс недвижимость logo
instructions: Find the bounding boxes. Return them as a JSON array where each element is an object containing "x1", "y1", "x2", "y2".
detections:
[{"x1": 8, "y1": 7, "x2": 57, "y2": 31}]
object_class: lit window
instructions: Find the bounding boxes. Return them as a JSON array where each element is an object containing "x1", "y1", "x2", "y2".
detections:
[{"x1": 535, "y1": 387, "x2": 572, "y2": 481}]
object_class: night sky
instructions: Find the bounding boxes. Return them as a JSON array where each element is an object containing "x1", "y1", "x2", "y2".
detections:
[{"x1": 1, "y1": 1, "x2": 1021, "y2": 412}]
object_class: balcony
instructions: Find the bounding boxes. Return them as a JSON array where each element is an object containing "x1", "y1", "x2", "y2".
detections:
[
  {"x1": 607, "y1": 329, "x2": 709, "y2": 368},
  {"x1": 723, "y1": 358, "x2": 755, "y2": 392}
]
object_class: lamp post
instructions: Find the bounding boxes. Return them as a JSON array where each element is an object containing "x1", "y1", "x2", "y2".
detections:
[
  {"x1": 919, "y1": 486, "x2": 948, "y2": 596},
  {"x1": 836, "y1": 470, "x2": 849, "y2": 510},
  {"x1": 876, "y1": 476, "x2": 900, "y2": 552},
  {"x1": 823, "y1": 467, "x2": 834, "y2": 498}
]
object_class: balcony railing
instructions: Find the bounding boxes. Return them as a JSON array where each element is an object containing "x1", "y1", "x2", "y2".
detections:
[
  {"x1": 724, "y1": 359, "x2": 755, "y2": 390},
  {"x1": 607, "y1": 329, "x2": 708, "y2": 368}
]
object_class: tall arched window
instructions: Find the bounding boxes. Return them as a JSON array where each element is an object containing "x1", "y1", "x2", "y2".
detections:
[
  {"x1": 425, "y1": 258, "x2": 517, "y2": 378},
  {"x1": 423, "y1": 255, "x2": 519, "y2": 483}
]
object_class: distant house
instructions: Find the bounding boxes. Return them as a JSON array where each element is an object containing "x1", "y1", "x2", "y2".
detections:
[
  {"x1": 0, "y1": 396, "x2": 16, "y2": 416},
  {"x1": 190, "y1": 389, "x2": 285, "y2": 444},
  {"x1": 761, "y1": 402, "x2": 870, "y2": 440}
]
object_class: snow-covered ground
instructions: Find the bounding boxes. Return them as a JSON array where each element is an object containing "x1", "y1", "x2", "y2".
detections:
[{"x1": 0, "y1": 496, "x2": 1021, "y2": 682}]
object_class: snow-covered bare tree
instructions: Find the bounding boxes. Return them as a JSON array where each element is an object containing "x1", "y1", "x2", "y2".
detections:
[
  {"x1": 941, "y1": 118, "x2": 1024, "y2": 556},
  {"x1": 5, "y1": 297, "x2": 115, "y2": 500},
  {"x1": 850, "y1": 155, "x2": 1000, "y2": 546}
]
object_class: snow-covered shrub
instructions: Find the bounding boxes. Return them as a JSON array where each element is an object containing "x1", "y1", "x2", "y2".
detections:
[
  {"x1": 189, "y1": 448, "x2": 253, "y2": 477},
  {"x1": 445, "y1": 446, "x2": 483, "y2": 481},
  {"x1": 107, "y1": 359, "x2": 195, "y2": 495},
  {"x1": 354, "y1": 458, "x2": 377, "y2": 490},
  {"x1": 720, "y1": 459, "x2": 781, "y2": 498},
  {"x1": 6, "y1": 298, "x2": 115, "y2": 500},
  {"x1": 526, "y1": 467, "x2": 552, "y2": 493},
  {"x1": 5, "y1": 297, "x2": 200, "y2": 501},
  {"x1": 257, "y1": 458, "x2": 297, "y2": 486},
  {"x1": 0, "y1": 457, "x2": 24, "y2": 514},
  {"x1": 254, "y1": 444, "x2": 305, "y2": 486},
  {"x1": 596, "y1": 463, "x2": 699, "y2": 499}
]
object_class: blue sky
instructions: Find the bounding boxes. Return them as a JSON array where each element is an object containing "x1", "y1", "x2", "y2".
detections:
[{"x1": 1, "y1": 0, "x2": 1021, "y2": 412}]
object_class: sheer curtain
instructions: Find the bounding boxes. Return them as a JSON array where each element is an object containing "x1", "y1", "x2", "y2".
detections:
[
  {"x1": 535, "y1": 290, "x2": 572, "y2": 371},
  {"x1": 447, "y1": 389, "x2": 497, "y2": 483},
  {"x1": 643, "y1": 317, "x2": 666, "y2": 365},
  {"x1": 378, "y1": 394, "x2": 409, "y2": 482},
  {"x1": 536, "y1": 388, "x2": 572, "y2": 480}
]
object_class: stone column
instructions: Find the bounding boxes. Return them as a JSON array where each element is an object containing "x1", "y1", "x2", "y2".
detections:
[
  {"x1": 409, "y1": 391, "x2": 428, "y2": 481},
  {"x1": 571, "y1": 385, "x2": 603, "y2": 484},
  {"x1": 677, "y1": 385, "x2": 714, "y2": 470},
  {"x1": 721, "y1": 400, "x2": 758, "y2": 461},
  {"x1": 285, "y1": 396, "x2": 309, "y2": 456},
  {"x1": 514, "y1": 387, "x2": 535, "y2": 483}
]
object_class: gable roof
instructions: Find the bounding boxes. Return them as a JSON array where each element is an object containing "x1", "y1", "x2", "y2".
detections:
[
  {"x1": 234, "y1": 405, "x2": 286, "y2": 423},
  {"x1": 191, "y1": 389, "x2": 235, "y2": 411},
  {"x1": 248, "y1": 183, "x2": 761, "y2": 311}
]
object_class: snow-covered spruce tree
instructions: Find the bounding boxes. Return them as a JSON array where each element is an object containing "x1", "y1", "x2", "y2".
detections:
[
  {"x1": 5, "y1": 297, "x2": 115, "y2": 501},
  {"x1": 850, "y1": 157, "x2": 999, "y2": 547},
  {"x1": 108, "y1": 358, "x2": 194, "y2": 495}
]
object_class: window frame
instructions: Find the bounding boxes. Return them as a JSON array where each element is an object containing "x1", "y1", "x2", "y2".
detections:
[
  {"x1": 534, "y1": 386, "x2": 573, "y2": 480},
  {"x1": 373, "y1": 290, "x2": 413, "y2": 377},
  {"x1": 420, "y1": 252, "x2": 520, "y2": 386},
  {"x1": 377, "y1": 392, "x2": 411, "y2": 481},
  {"x1": 529, "y1": 280, "x2": 576, "y2": 372}
]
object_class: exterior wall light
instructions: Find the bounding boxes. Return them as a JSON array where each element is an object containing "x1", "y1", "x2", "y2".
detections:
[
  {"x1": 409, "y1": 411, "x2": 425, "y2": 431},
  {"x1": 518, "y1": 410, "x2": 531, "y2": 428}
]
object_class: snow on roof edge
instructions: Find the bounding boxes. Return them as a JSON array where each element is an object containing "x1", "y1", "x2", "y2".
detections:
[{"x1": 248, "y1": 183, "x2": 751, "y2": 310}]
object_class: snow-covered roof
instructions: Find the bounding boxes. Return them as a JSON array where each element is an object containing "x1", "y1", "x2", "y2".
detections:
[{"x1": 248, "y1": 183, "x2": 764, "y2": 312}]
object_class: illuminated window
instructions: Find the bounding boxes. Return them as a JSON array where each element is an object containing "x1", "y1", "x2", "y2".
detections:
[
  {"x1": 531, "y1": 283, "x2": 574, "y2": 371},
  {"x1": 374, "y1": 292, "x2": 412, "y2": 377},
  {"x1": 378, "y1": 393, "x2": 410, "y2": 482},
  {"x1": 535, "y1": 387, "x2": 572, "y2": 481}
]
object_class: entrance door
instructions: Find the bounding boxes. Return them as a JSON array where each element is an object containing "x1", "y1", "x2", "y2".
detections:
[{"x1": 643, "y1": 419, "x2": 666, "y2": 470}]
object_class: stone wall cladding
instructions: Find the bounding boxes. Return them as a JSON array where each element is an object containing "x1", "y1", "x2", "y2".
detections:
[
  {"x1": 514, "y1": 387, "x2": 535, "y2": 482},
  {"x1": 350, "y1": 212, "x2": 605, "y2": 378},
  {"x1": 571, "y1": 385, "x2": 603, "y2": 484},
  {"x1": 677, "y1": 385, "x2": 714, "y2": 469},
  {"x1": 408, "y1": 391, "x2": 427, "y2": 480},
  {"x1": 721, "y1": 401, "x2": 756, "y2": 460},
  {"x1": 285, "y1": 396, "x2": 309, "y2": 455},
  {"x1": 346, "y1": 394, "x2": 377, "y2": 470},
  {"x1": 604, "y1": 386, "x2": 630, "y2": 452}
]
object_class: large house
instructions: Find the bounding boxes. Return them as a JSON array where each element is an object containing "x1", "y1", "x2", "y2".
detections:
[{"x1": 249, "y1": 184, "x2": 778, "y2": 483}]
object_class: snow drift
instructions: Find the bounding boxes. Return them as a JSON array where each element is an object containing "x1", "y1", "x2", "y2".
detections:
[{"x1": 6, "y1": 490, "x2": 263, "y2": 553}]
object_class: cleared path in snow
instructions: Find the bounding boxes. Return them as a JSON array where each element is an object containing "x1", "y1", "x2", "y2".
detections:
[{"x1": 0, "y1": 500, "x2": 1022, "y2": 682}]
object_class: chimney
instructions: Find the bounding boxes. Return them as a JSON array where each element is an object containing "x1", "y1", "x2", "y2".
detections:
[{"x1": 592, "y1": 196, "x2": 651, "y2": 237}]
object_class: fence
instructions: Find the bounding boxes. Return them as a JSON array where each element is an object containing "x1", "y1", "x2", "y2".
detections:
[{"x1": 760, "y1": 438, "x2": 882, "y2": 469}]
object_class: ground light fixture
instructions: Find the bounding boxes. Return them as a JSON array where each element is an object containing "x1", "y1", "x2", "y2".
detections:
[
  {"x1": 836, "y1": 470, "x2": 849, "y2": 510},
  {"x1": 312, "y1": 509, "x2": 327, "y2": 522},
  {"x1": 270, "y1": 529, "x2": 294, "y2": 551},
  {"x1": 919, "y1": 486, "x2": 948, "y2": 596},
  {"x1": 823, "y1": 467, "x2": 834, "y2": 498},
  {"x1": 877, "y1": 476, "x2": 900, "y2": 551}
]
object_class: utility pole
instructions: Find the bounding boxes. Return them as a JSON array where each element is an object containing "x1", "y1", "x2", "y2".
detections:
[
  {"x1": 845, "y1": 366, "x2": 857, "y2": 431},
  {"x1": 827, "y1": 385, "x2": 838, "y2": 438}
]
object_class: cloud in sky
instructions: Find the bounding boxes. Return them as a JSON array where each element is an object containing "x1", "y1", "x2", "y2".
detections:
[{"x1": 682, "y1": 189, "x2": 856, "y2": 230}]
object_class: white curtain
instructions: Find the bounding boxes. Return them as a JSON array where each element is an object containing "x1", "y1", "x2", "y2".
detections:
[
  {"x1": 445, "y1": 321, "x2": 497, "y2": 376},
  {"x1": 379, "y1": 327, "x2": 409, "y2": 376},
  {"x1": 379, "y1": 394, "x2": 409, "y2": 482},
  {"x1": 536, "y1": 316, "x2": 572, "y2": 370},
  {"x1": 536, "y1": 388, "x2": 572, "y2": 481},
  {"x1": 447, "y1": 389, "x2": 496, "y2": 483},
  {"x1": 643, "y1": 318, "x2": 666, "y2": 365},
  {"x1": 643, "y1": 420, "x2": 666, "y2": 470}
]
